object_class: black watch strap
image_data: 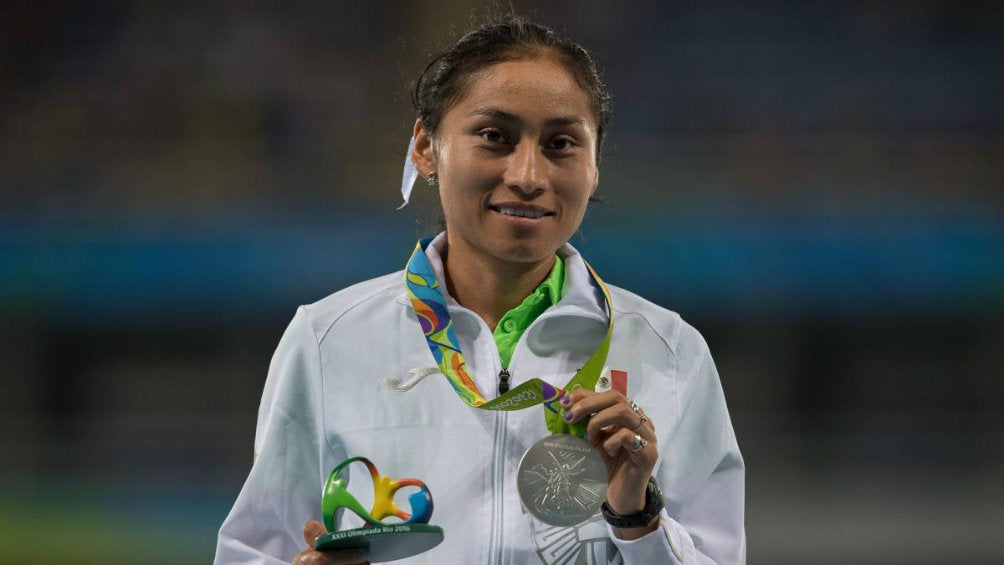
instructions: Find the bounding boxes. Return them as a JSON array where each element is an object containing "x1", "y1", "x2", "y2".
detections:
[{"x1": 601, "y1": 477, "x2": 664, "y2": 528}]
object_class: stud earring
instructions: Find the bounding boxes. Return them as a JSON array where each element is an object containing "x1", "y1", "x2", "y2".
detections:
[{"x1": 427, "y1": 172, "x2": 437, "y2": 187}]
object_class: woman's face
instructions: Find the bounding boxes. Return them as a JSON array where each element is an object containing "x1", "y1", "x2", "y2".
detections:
[{"x1": 415, "y1": 56, "x2": 600, "y2": 266}]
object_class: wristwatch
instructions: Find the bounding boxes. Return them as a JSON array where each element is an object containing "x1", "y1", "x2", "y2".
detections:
[{"x1": 601, "y1": 477, "x2": 664, "y2": 528}]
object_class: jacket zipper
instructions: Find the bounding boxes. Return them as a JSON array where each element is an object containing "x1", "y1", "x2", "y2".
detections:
[
  {"x1": 497, "y1": 368, "x2": 511, "y2": 394},
  {"x1": 488, "y1": 351, "x2": 509, "y2": 564},
  {"x1": 487, "y1": 316, "x2": 547, "y2": 563},
  {"x1": 488, "y1": 408, "x2": 507, "y2": 565},
  {"x1": 492, "y1": 367, "x2": 511, "y2": 562}
]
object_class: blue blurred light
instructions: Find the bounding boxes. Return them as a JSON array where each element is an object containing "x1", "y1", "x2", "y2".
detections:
[{"x1": 1, "y1": 215, "x2": 1001, "y2": 323}]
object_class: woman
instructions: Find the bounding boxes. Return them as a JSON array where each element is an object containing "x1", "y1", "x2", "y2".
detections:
[{"x1": 216, "y1": 15, "x2": 744, "y2": 565}]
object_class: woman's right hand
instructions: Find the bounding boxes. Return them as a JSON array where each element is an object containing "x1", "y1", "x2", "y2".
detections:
[{"x1": 291, "y1": 520, "x2": 370, "y2": 565}]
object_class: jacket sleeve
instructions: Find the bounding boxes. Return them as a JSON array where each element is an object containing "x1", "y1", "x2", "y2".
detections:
[
  {"x1": 215, "y1": 307, "x2": 333, "y2": 565},
  {"x1": 610, "y1": 324, "x2": 746, "y2": 565}
]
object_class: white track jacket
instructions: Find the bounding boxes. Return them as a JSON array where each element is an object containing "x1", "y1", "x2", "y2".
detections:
[{"x1": 215, "y1": 235, "x2": 745, "y2": 565}]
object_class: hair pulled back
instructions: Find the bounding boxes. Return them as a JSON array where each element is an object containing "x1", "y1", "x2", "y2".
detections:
[{"x1": 413, "y1": 15, "x2": 612, "y2": 160}]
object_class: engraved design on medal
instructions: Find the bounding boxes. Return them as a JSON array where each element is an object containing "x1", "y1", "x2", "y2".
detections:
[
  {"x1": 523, "y1": 511, "x2": 623, "y2": 565},
  {"x1": 517, "y1": 435, "x2": 608, "y2": 527}
]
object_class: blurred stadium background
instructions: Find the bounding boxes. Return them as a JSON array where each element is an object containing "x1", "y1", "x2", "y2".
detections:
[{"x1": 1, "y1": 1, "x2": 1001, "y2": 563}]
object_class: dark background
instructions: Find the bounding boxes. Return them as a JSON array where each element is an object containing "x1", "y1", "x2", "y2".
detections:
[{"x1": 1, "y1": 1, "x2": 1001, "y2": 563}]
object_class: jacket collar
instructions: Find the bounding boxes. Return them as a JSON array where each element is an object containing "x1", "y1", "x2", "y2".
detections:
[{"x1": 396, "y1": 232, "x2": 608, "y2": 327}]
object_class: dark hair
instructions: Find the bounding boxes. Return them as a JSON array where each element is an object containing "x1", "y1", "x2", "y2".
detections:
[{"x1": 413, "y1": 14, "x2": 612, "y2": 161}]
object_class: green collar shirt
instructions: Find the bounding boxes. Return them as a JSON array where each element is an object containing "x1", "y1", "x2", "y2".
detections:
[{"x1": 492, "y1": 255, "x2": 565, "y2": 369}]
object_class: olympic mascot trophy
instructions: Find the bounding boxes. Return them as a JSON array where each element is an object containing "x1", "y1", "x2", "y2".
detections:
[{"x1": 313, "y1": 456, "x2": 444, "y2": 562}]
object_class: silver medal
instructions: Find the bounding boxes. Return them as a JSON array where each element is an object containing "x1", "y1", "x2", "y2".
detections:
[{"x1": 516, "y1": 434, "x2": 608, "y2": 527}]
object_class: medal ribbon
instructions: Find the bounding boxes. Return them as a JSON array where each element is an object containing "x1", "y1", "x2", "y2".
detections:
[{"x1": 404, "y1": 238, "x2": 614, "y2": 437}]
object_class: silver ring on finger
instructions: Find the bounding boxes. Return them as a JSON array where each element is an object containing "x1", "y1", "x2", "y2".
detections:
[
  {"x1": 628, "y1": 399, "x2": 642, "y2": 415},
  {"x1": 632, "y1": 413, "x2": 648, "y2": 432},
  {"x1": 630, "y1": 433, "x2": 648, "y2": 453}
]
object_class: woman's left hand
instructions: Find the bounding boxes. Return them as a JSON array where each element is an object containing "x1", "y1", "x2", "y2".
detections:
[{"x1": 560, "y1": 389, "x2": 659, "y2": 539}]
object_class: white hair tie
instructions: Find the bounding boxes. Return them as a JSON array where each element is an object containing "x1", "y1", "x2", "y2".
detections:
[{"x1": 398, "y1": 136, "x2": 420, "y2": 209}]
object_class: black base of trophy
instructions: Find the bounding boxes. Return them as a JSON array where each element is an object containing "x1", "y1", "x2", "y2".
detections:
[{"x1": 314, "y1": 523, "x2": 444, "y2": 562}]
